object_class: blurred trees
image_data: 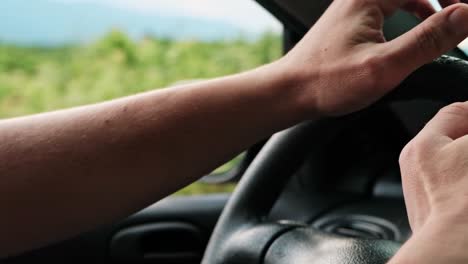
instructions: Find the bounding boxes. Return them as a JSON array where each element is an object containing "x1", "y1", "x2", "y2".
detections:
[{"x1": 0, "y1": 30, "x2": 281, "y2": 117}]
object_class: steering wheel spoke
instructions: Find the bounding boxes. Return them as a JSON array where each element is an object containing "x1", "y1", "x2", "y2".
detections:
[{"x1": 202, "y1": 56, "x2": 468, "y2": 264}]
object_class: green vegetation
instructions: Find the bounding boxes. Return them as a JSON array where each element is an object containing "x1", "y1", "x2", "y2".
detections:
[{"x1": 0, "y1": 30, "x2": 281, "y2": 195}]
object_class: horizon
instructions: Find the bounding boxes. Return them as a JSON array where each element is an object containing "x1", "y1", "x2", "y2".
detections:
[
  {"x1": 52, "y1": 0, "x2": 282, "y2": 33},
  {"x1": 0, "y1": 0, "x2": 281, "y2": 46},
  {"x1": 1, "y1": 0, "x2": 466, "y2": 52}
]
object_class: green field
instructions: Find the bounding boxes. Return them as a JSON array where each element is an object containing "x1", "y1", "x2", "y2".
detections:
[{"x1": 0, "y1": 30, "x2": 281, "y2": 195}]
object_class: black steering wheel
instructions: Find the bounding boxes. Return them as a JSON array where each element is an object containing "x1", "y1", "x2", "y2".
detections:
[{"x1": 201, "y1": 55, "x2": 468, "y2": 264}]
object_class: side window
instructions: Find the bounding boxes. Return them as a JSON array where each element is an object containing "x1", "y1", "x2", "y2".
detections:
[{"x1": 0, "y1": 0, "x2": 282, "y2": 195}]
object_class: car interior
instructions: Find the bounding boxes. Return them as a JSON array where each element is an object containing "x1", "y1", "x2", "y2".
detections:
[{"x1": 4, "y1": 0, "x2": 468, "y2": 263}]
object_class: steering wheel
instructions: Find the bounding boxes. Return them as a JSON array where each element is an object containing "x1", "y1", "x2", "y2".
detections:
[{"x1": 201, "y1": 55, "x2": 468, "y2": 264}]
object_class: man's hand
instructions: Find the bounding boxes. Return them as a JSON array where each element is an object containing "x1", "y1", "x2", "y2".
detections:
[
  {"x1": 277, "y1": 0, "x2": 468, "y2": 116},
  {"x1": 400, "y1": 102, "x2": 468, "y2": 232},
  {"x1": 389, "y1": 102, "x2": 468, "y2": 263}
]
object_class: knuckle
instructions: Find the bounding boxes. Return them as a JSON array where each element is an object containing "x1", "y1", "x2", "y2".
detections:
[
  {"x1": 341, "y1": 0, "x2": 376, "y2": 13},
  {"x1": 360, "y1": 53, "x2": 386, "y2": 89},
  {"x1": 399, "y1": 140, "x2": 416, "y2": 166},
  {"x1": 438, "y1": 102, "x2": 468, "y2": 117},
  {"x1": 399, "y1": 136, "x2": 432, "y2": 167},
  {"x1": 415, "y1": 22, "x2": 445, "y2": 55},
  {"x1": 347, "y1": 0, "x2": 372, "y2": 7},
  {"x1": 361, "y1": 54, "x2": 381, "y2": 72}
]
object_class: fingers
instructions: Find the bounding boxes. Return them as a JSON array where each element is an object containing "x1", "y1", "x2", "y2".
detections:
[
  {"x1": 404, "y1": 0, "x2": 437, "y2": 19},
  {"x1": 378, "y1": 0, "x2": 444, "y2": 17},
  {"x1": 439, "y1": 0, "x2": 462, "y2": 7},
  {"x1": 393, "y1": 0, "x2": 467, "y2": 19},
  {"x1": 420, "y1": 102, "x2": 468, "y2": 140},
  {"x1": 378, "y1": 0, "x2": 416, "y2": 17},
  {"x1": 385, "y1": 4, "x2": 468, "y2": 74},
  {"x1": 403, "y1": 0, "x2": 437, "y2": 19}
]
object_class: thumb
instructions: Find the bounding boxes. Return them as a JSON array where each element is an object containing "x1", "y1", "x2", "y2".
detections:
[{"x1": 385, "y1": 4, "x2": 468, "y2": 73}]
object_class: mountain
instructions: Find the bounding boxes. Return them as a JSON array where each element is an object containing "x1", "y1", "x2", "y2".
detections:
[{"x1": 0, "y1": 0, "x2": 247, "y2": 46}]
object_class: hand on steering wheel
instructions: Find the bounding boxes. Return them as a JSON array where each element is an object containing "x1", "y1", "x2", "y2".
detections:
[
  {"x1": 387, "y1": 101, "x2": 468, "y2": 262},
  {"x1": 400, "y1": 102, "x2": 468, "y2": 233},
  {"x1": 277, "y1": 0, "x2": 468, "y2": 116}
]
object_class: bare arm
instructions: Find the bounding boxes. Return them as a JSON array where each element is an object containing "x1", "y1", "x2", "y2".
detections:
[
  {"x1": 1, "y1": 0, "x2": 467, "y2": 258},
  {"x1": 0, "y1": 63, "x2": 308, "y2": 256}
]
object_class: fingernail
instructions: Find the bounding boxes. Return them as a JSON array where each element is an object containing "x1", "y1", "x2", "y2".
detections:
[{"x1": 448, "y1": 5, "x2": 468, "y2": 34}]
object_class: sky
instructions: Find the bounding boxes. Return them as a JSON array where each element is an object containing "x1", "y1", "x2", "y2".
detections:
[
  {"x1": 0, "y1": 0, "x2": 282, "y2": 45},
  {"x1": 55, "y1": 0, "x2": 468, "y2": 51},
  {"x1": 52, "y1": 0, "x2": 282, "y2": 33},
  {"x1": 1, "y1": 0, "x2": 466, "y2": 51}
]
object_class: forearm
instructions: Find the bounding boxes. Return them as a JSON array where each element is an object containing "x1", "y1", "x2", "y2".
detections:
[{"x1": 0, "y1": 61, "x2": 313, "y2": 257}]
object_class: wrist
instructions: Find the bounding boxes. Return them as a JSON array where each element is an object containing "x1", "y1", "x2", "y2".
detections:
[
  {"x1": 427, "y1": 218, "x2": 468, "y2": 257},
  {"x1": 262, "y1": 58, "x2": 322, "y2": 122},
  {"x1": 391, "y1": 217, "x2": 468, "y2": 263}
]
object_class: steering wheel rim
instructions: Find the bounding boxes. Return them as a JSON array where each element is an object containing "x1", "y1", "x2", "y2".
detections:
[{"x1": 202, "y1": 55, "x2": 468, "y2": 264}]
